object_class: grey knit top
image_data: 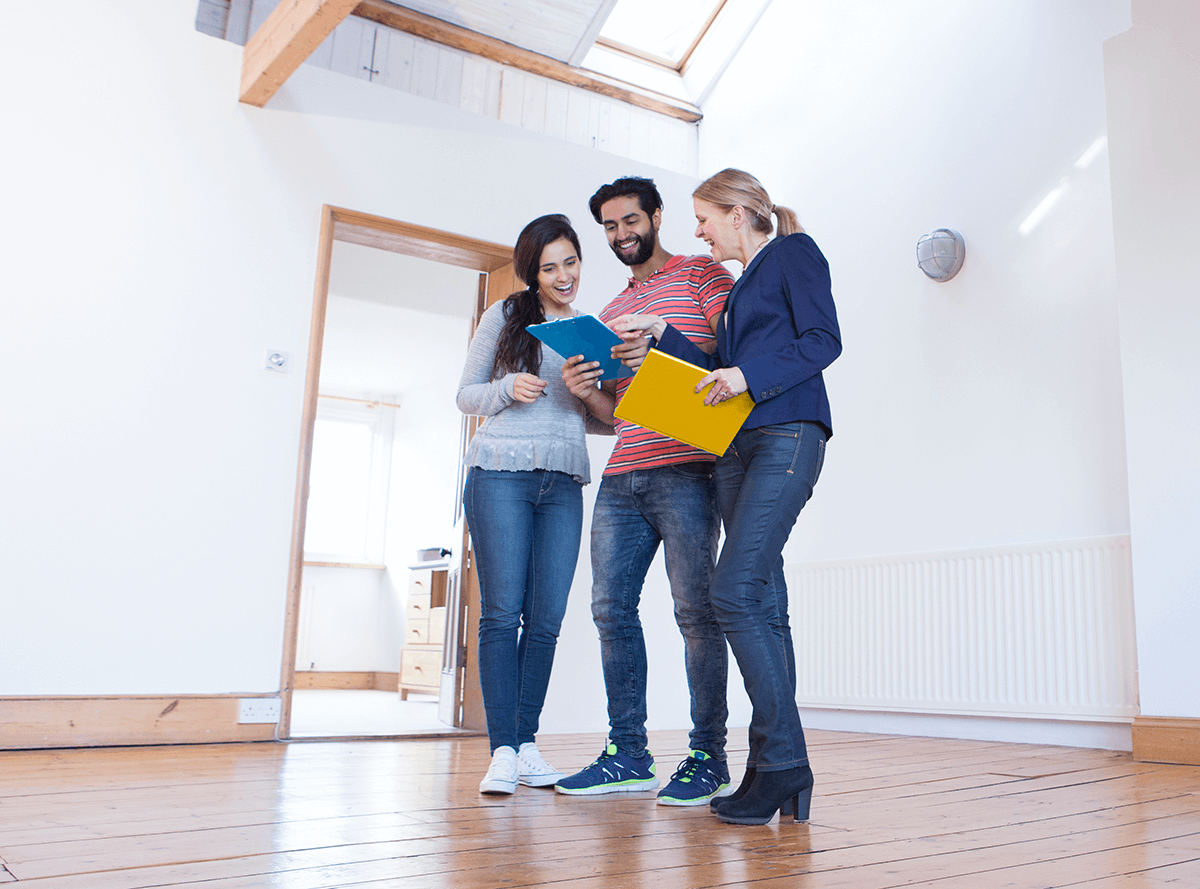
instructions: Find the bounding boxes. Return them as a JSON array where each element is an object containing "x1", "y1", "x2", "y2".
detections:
[{"x1": 457, "y1": 301, "x2": 612, "y2": 485}]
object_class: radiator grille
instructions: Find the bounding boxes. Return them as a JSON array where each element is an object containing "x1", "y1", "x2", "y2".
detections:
[{"x1": 787, "y1": 536, "x2": 1138, "y2": 719}]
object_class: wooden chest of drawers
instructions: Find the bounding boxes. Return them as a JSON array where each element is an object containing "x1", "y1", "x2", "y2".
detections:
[{"x1": 398, "y1": 566, "x2": 448, "y2": 699}]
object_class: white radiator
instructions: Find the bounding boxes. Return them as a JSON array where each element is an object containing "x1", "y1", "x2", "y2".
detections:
[{"x1": 787, "y1": 535, "x2": 1138, "y2": 720}]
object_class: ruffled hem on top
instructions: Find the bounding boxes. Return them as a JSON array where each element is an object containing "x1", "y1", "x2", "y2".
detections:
[{"x1": 465, "y1": 436, "x2": 590, "y2": 485}]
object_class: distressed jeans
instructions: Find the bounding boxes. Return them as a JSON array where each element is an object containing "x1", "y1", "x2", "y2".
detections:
[
  {"x1": 713, "y1": 421, "x2": 826, "y2": 772},
  {"x1": 590, "y1": 462, "x2": 728, "y2": 760},
  {"x1": 463, "y1": 467, "x2": 583, "y2": 753}
]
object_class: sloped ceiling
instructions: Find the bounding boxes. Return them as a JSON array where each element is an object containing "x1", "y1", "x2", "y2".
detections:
[
  {"x1": 241, "y1": 0, "x2": 765, "y2": 118},
  {"x1": 395, "y1": 0, "x2": 615, "y2": 64}
]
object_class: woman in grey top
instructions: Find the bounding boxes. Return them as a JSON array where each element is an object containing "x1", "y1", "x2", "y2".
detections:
[{"x1": 457, "y1": 214, "x2": 614, "y2": 795}]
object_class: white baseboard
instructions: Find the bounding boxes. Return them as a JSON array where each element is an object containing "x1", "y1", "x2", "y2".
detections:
[{"x1": 799, "y1": 706, "x2": 1133, "y2": 751}]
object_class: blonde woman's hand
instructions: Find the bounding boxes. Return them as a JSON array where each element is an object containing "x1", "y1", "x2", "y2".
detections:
[
  {"x1": 698, "y1": 367, "x2": 747, "y2": 406},
  {"x1": 611, "y1": 313, "x2": 666, "y2": 342},
  {"x1": 511, "y1": 372, "x2": 548, "y2": 403},
  {"x1": 609, "y1": 314, "x2": 662, "y2": 371}
]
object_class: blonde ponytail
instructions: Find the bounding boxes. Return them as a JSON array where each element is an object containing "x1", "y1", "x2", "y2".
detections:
[
  {"x1": 773, "y1": 205, "x2": 803, "y2": 237},
  {"x1": 693, "y1": 168, "x2": 804, "y2": 237}
]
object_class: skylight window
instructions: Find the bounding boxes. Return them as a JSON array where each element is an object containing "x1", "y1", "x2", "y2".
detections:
[{"x1": 597, "y1": 0, "x2": 727, "y2": 71}]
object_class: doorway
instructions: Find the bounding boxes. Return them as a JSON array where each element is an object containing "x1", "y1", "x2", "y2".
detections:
[{"x1": 279, "y1": 206, "x2": 515, "y2": 739}]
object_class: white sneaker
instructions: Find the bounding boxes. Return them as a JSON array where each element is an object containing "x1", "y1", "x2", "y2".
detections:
[
  {"x1": 517, "y1": 742, "x2": 565, "y2": 787},
  {"x1": 479, "y1": 746, "x2": 519, "y2": 794}
]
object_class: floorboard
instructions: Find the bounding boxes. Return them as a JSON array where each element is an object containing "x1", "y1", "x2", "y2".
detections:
[{"x1": 2, "y1": 729, "x2": 1199, "y2": 888}]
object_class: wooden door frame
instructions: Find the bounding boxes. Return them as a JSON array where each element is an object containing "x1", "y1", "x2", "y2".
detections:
[{"x1": 278, "y1": 204, "x2": 512, "y2": 739}]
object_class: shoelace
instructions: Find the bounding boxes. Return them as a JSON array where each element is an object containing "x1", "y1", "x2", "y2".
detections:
[
  {"x1": 589, "y1": 749, "x2": 617, "y2": 769},
  {"x1": 520, "y1": 751, "x2": 555, "y2": 773},
  {"x1": 585, "y1": 749, "x2": 628, "y2": 780},
  {"x1": 670, "y1": 757, "x2": 703, "y2": 783}
]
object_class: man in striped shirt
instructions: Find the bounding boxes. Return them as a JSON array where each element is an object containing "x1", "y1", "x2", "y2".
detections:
[{"x1": 555, "y1": 177, "x2": 737, "y2": 807}]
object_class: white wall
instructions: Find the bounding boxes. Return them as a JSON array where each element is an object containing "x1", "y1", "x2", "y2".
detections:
[
  {"x1": 698, "y1": 0, "x2": 1133, "y2": 564},
  {"x1": 295, "y1": 566, "x2": 397, "y2": 672},
  {"x1": 9, "y1": 0, "x2": 1189, "y2": 748},
  {"x1": 1103, "y1": 0, "x2": 1200, "y2": 719},
  {"x1": 0, "y1": 0, "x2": 720, "y2": 740},
  {"x1": 691, "y1": 1, "x2": 1148, "y2": 746}
]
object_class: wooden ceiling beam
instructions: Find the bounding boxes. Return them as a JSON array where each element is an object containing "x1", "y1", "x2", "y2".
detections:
[
  {"x1": 353, "y1": 0, "x2": 702, "y2": 123},
  {"x1": 240, "y1": 0, "x2": 360, "y2": 107}
]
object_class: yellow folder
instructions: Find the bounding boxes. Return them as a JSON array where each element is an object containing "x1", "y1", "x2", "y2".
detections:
[{"x1": 614, "y1": 349, "x2": 754, "y2": 456}]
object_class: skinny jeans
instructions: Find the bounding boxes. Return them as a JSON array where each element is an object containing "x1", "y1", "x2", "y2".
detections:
[
  {"x1": 463, "y1": 467, "x2": 582, "y2": 752},
  {"x1": 589, "y1": 462, "x2": 727, "y2": 760},
  {"x1": 712, "y1": 421, "x2": 826, "y2": 772}
]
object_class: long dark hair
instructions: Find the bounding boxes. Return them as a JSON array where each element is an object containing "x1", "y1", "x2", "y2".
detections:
[{"x1": 492, "y1": 214, "x2": 583, "y2": 378}]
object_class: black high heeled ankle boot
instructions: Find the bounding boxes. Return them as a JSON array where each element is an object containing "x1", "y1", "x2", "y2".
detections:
[
  {"x1": 710, "y1": 767, "x2": 754, "y2": 811},
  {"x1": 714, "y1": 765, "x2": 813, "y2": 825},
  {"x1": 712, "y1": 768, "x2": 799, "y2": 816},
  {"x1": 712, "y1": 769, "x2": 797, "y2": 816}
]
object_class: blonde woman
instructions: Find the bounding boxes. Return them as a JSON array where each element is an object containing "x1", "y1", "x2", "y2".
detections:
[{"x1": 615, "y1": 169, "x2": 842, "y2": 824}]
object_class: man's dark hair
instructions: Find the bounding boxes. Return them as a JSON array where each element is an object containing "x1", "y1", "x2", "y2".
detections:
[{"x1": 587, "y1": 176, "x2": 664, "y2": 224}]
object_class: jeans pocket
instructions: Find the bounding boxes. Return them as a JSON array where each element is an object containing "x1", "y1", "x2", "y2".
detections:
[
  {"x1": 669, "y1": 460, "x2": 716, "y2": 480},
  {"x1": 759, "y1": 423, "x2": 801, "y2": 439},
  {"x1": 811, "y1": 435, "x2": 826, "y2": 488}
]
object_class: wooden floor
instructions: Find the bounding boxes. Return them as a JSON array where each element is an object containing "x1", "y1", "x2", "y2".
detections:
[{"x1": 2, "y1": 728, "x2": 1200, "y2": 888}]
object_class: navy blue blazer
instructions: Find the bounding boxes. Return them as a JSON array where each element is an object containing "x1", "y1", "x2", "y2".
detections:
[{"x1": 656, "y1": 233, "x2": 841, "y2": 437}]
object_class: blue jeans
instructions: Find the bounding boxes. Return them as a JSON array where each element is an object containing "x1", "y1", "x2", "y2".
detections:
[
  {"x1": 463, "y1": 467, "x2": 583, "y2": 753},
  {"x1": 590, "y1": 462, "x2": 727, "y2": 759},
  {"x1": 713, "y1": 421, "x2": 826, "y2": 772}
]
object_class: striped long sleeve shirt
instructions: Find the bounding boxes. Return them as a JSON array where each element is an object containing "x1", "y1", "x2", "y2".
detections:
[{"x1": 598, "y1": 254, "x2": 734, "y2": 474}]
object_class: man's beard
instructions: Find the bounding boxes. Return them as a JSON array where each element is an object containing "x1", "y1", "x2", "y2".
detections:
[{"x1": 611, "y1": 226, "x2": 656, "y2": 267}]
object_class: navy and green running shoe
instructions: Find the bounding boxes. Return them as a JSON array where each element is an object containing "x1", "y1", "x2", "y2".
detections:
[
  {"x1": 554, "y1": 742, "x2": 658, "y2": 795},
  {"x1": 656, "y1": 750, "x2": 732, "y2": 806}
]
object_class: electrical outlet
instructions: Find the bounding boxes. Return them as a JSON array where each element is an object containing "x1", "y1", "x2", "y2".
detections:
[
  {"x1": 264, "y1": 349, "x2": 290, "y2": 373},
  {"x1": 238, "y1": 697, "x2": 282, "y2": 724}
]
